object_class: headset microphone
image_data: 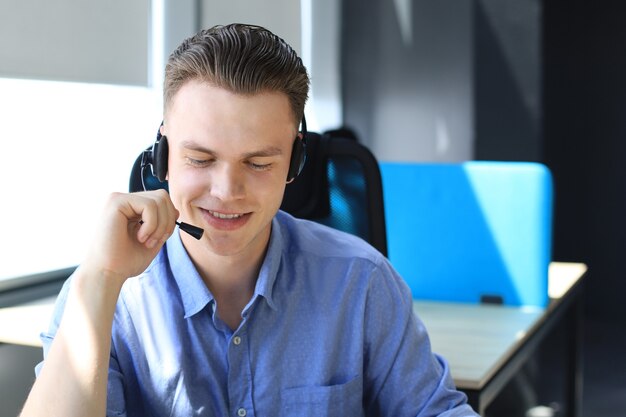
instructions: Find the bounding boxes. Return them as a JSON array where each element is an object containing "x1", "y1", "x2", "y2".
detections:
[
  {"x1": 176, "y1": 221, "x2": 204, "y2": 240},
  {"x1": 139, "y1": 220, "x2": 204, "y2": 240}
]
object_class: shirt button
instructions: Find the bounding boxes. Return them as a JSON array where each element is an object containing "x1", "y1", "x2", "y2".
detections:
[
  {"x1": 237, "y1": 408, "x2": 247, "y2": 416},
  {"x1": 233, "y1": 336, "x2": 242, "y2": 346}
]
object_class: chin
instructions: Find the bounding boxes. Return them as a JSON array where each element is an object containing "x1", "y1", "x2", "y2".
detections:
[{"x1": 198, "y1": 231, "x2": 260, "y2": 258}]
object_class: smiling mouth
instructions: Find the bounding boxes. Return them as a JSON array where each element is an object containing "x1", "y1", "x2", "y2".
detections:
[{"x1": 207, "y1": 210, "x2": 245, "y2": 220}]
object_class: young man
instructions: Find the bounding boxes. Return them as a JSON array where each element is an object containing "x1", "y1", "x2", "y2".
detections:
[{"x1": 21, "y1": 24, "x2": 478, "y2": 416}]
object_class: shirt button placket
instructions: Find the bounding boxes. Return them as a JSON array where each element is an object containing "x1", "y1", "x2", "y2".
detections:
[{"x1": 228, "y1": 332, "x2": 253, "y2": 417}]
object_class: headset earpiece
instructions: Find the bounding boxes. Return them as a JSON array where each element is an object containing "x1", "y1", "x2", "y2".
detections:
[
  {"x1": 287, "y1": 136, "x2": 306, "y2": 182},
  {"x1": 286, "y1": 115, "x2": 308, "y2": 182},
  {"x1": 150, "y1": 128, "x2": 169, "y2": 183}
]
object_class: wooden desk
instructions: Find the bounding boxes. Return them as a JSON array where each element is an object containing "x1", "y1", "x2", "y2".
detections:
[
  {"x1": 415, "y1": 262, "x2": 587, "y2": 416},
  {"x1": 0, "y1": 263, "x2": 587, "y2": 415},
  {"x1": 0, "y1": 296, "x2": 55, "y2": 347}
]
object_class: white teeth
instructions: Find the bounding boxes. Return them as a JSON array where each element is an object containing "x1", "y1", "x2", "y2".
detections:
[{"x1": 209, "y1": 210, "x2": 243, "y2": 220}]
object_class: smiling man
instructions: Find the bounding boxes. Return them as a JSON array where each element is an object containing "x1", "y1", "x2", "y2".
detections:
[{"x1": 21, "y1": 24, "x2": 478, "y2": 417}]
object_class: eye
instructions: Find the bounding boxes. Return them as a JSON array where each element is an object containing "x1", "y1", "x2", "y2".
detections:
[
  {"x1": 248, "y1": 161, "x2": 272, "y2": 171},
  {"x1": 186, "y1": 157, "x2": 212, "y2": 167}
]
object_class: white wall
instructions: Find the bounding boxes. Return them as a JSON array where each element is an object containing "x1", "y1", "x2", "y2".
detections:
[
  {"x1": 200, "y1": 0, "x2": 343, "y2": 133},
  {"x1": 302, "y1": 0, "x2": 343, "y2": 132},
  {"x1": 201, "y1": 0, "x2": 301, "y2": 52}
]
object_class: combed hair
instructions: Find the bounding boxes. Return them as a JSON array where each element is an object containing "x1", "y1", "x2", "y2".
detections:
[{"x1": 164, "y1": 23, "x2": 310, "y2": 125}]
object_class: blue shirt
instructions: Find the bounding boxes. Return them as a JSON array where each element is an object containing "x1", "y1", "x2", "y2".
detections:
[{"x1": 39, "y1": 211, "x2": 477, "y2": 417}]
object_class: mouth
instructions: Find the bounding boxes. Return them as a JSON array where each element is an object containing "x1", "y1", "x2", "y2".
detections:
[
  {"x1": 201, "y1": 208, "x2": 251, "y2": 231},
  {"x1": 207, "y1": 210, "x2": 244, "y2": 220}
]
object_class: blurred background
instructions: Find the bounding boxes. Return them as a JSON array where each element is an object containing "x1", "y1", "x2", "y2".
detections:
[{"x1": 1, "y1": 0, "x2": 625, "y2": 416}]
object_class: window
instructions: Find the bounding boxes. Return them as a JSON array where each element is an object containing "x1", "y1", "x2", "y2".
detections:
[
  {"x1": 0, "y1": 79, "x2": 161, "y2": 281},
  {"x1": 0, "y1": 0, "x2": 160, "y2": 281},
  {"x1": 0, "y1": 0, "x2": 337, "y2": 282}
]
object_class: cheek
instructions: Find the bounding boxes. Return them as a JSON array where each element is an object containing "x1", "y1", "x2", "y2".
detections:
[
  {"x1": 248, "y1": 173, "x2": 287, "y2": 200},
  {"x1": 265, "y1": 181, "x2": 288, "y2": 207},
  {"x1": 167, "y1": 169, "x2": 206, "y2": 202}
]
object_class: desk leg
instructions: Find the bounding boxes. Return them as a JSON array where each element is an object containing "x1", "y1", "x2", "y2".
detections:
[
  {"x1": 464, "y1": 390, "x2": 483, "y2": 416},
  {"x1": 566, "y1": 293, "x2": 584, "y2": 417}
]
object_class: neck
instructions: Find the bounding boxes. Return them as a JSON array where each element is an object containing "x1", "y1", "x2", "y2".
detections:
[{"x1": 180, "y1": 230, "x2": 270, "y2": 330}]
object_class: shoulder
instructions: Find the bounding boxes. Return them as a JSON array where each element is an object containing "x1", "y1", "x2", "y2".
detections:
[
  {"x1": 273, "y1": 211, "x2": 409, "y2": 301},
  {"x1": 275, "y1": 210, "x2": 385, "y2": 264}
]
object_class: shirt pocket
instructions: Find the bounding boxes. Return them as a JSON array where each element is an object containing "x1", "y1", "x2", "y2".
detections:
[{"x1": 279, "y1": 375, "x2": 364, "y2": 417}]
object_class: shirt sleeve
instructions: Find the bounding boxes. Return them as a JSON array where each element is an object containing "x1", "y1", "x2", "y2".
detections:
[
  {"x1": 34, "y1": 275, "x2": 128, "y2": 417},
  {"x1": 35, "y1": 277, "x2": 72, "y2": 377},
  {"x1": 106, "y1": 343, "x2": 127, "y2": 416},
  {"x1": 362, "y1": 260, "x2": 479, "y2": 417}
]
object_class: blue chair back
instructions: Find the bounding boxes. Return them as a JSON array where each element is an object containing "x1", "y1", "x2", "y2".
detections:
[{"x1": 380, "y1": 161, "x2": 553, "y2": 307}]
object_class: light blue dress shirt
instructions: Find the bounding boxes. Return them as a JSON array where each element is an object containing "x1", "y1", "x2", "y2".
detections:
[{"x1": 39, "y1": 210, "x2": 478, "y2": 417}]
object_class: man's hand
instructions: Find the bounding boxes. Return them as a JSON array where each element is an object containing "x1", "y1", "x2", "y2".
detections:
[{"x1": 81, "y1": 189, "x2": 179, "y2": 284}]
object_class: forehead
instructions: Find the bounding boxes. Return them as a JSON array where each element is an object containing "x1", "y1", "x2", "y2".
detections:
[
  {"x1": 165, "y1": 81, "x2": 296, "y2": 133},
  {"x1": 164, "y1": 82, "x2": 300, "y2": 157}
]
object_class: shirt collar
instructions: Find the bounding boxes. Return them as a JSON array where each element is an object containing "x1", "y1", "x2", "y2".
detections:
[
  {"x1": 250, "y1": 215, "x2": 284, "y2": 311},
  {"x1": 166, "y1": 229, "x2": 214, "y2": 319},
  {"x1": 167, "y1": 217, "x2": 285, "y2": 318}
]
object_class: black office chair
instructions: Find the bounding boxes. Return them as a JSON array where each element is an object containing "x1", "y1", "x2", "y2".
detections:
[
  {"x1": 129, "y1": 131, "x2": 388, "y2": 256},
  {"x1": 322, "y1": 126, "x2": 359, "y2": 142},
  {"x1": 279, "y1": 132, "x2": 387, "y2": 256}
]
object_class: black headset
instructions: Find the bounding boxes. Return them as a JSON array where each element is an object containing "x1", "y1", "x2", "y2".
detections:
[{"x1": 142, "y1": 116, "x2": 307, "y2": 184}]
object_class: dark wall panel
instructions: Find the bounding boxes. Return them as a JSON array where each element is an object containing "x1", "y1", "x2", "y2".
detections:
[
  {"x1": 544, "y1": 0, "x2": 626, "y2": 322},
  {"x1": 474, "y1": 0, "x2": 543, "y2": 161}
]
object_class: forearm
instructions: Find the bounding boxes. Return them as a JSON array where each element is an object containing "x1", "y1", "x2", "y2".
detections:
[
  {"x1": 20, "y1": 268, "x2": 125, "y2": 417},
  {"x1": 21, "y1": 190, "x2": 178, "y2": 416}
]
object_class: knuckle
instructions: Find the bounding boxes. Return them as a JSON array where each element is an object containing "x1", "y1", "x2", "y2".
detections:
[
  {"x1": 146, "y1": 197, "x2": 159, "y2": 211},
  {"x1": 107, "y1": 191, "x2": 122, "y2": 203},
  {"x1": 154, "y1": 188, "x2": 169, "y2": 199}
]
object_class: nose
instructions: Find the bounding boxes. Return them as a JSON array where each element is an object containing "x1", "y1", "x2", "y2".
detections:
[{"x1": 209, "y1": 163, "x2": 245, "y2": 201}]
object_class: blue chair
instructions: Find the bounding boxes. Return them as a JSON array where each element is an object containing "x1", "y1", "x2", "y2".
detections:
[{"x1": 380, "y1": 161, "x2": 553, "y2": 307}]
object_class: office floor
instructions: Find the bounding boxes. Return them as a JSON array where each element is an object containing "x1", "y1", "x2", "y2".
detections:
[{"x1": 582, "y1": 318, "x2": 626, "y2": 417}]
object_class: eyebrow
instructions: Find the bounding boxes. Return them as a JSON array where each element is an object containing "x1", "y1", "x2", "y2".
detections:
[{"x1": 180, "y1": 140, "x2": 284, "y2": 158}]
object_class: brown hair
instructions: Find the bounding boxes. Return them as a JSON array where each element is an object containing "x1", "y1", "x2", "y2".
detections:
[{"x1": 164, "y1": 23, "x2": 310, "y2": 125}]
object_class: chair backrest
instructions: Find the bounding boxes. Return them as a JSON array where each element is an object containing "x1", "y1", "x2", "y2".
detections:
[
  {"x1": 281, "y1": 132, "x2": 387, "y2": 255},
  {"x1": 129, "y1": 148, "x2": 167, "y2": 194},
  {"x1": 379, "y1": 161, "x2": 553, "y2": 307},
  {"x1": 129, "y1": 132, "x2": 388, "y2": 256}
]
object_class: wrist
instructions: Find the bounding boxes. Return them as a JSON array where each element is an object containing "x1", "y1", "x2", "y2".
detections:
[{"x1": 72, "y1": 265, "x2": 127, "y2": 300}]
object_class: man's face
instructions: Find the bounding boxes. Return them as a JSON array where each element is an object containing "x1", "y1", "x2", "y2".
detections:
[{"x1": 163, "y1": 80, "x2": 297, "y2": 258}]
